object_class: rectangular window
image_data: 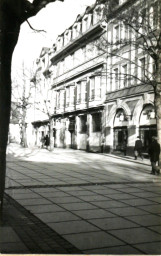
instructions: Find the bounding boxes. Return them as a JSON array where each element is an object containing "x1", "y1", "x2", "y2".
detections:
[
  {"x1": 57, "y1": 91, "x2": 60, "y2": 109},
  {"x1": 92, "y1": 113, "x2": 101, "y2": 132},
  {"x1": 77, "y1": 82, "x2": 81, "y2": 103},
  {"x1": 79, "y1": 115, "x2": 87, "y2": 133},
  {"x1": 81, "y1": 81, "x2": 86, "y2": 102},
  {"x1": 114, "y1": 25, "x2": 120, "y2": 43},
  {"x1": 149, "y1": 2, "x2": 158, "y2": 28},
  {"x1": 122, "y1": 64, "x2": 128, "y2": 87},
  {"x1": 90, "y1": 77, "x2": 95, "y2": 100},
  {"x1": 114, "y1": 68, "x2": 119, "y2": 90},
  {"x1": 66, "y1": 88, "x2": 70, "y2": 107},
  {"x1": 70, "y1": 86, "x2": 75, "y2": 105},
  {"x1": 95, "y1": 76, "x2": 101, "y2": 98},
  {"x1": 140, "y1": 57, "x2": 145, "y2": 80}
]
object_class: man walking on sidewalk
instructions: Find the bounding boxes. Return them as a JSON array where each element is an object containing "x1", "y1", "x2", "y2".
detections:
[
  {"x1": 149, "y1": 136, "x2": 160, "y2": 175},
  {"x1": 134, "y1": 136, "x2": 143, "y2": 160}
]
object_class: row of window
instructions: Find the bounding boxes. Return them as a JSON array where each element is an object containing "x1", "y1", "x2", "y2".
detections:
[
  {"x1": 107, "y1": 1, "x2": 158, "y2": 45},
  {"x1": 55, "y1": 76, "x2": 102, "y2": 109},
  {"x1": 109, "y1": 56, "x2": 154, "y2": 91},
  {"x1": 71, "y1": 113, "x2": 101, "y2": 133}
]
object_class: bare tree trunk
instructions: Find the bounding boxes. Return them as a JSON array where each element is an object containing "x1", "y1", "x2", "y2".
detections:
[{"x1": 0, "y1": 1, "x2": 20, "y2": 213}]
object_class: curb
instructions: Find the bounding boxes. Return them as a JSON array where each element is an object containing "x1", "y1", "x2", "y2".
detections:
[{"x1": 103, "y1": 153, "x2": 151, "y2": 166}]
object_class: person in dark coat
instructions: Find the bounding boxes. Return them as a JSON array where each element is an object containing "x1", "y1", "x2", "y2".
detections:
[
  {"x1": 44, "y1": 135, "x2": 50, "y2": 149},
  {"x1": 134, "y1": 136, "x2": 143, "y2": 160},
  {"x1": 148, "y1": 136, "x2": 160, "y2": 175}
]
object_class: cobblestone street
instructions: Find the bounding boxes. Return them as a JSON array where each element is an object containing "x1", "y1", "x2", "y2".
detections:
[{"x1": 1, "y1": 143, "x2": 161, "y2": 254}]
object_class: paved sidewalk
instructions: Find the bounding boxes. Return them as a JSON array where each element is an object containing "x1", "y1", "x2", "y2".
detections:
[{"x1": 1, "y1": 143, "x2": 161, "y2": 254}]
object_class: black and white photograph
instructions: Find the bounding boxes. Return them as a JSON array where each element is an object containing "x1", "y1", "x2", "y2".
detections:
[{"x1": 0, "y1": 0, "x2": 161, "y2": 254}]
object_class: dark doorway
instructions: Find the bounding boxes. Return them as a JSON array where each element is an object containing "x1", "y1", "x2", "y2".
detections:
[
  {"x1": 114, "y1": 127, "x2": 128, "y2": 151},
  {"x1": 139, "y1": 125, "x2": 157, "y2": 152}
]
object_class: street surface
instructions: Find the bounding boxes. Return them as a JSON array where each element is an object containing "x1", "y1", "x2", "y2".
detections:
[{"x1": 2, "y1": 143, "x2": 161, "y2": 254}]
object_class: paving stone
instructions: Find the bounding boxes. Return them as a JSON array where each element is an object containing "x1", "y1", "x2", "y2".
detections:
[
  {"x1": 58, "y1": 186, "x2": 84, "y2": 192},
  {"x1": 49, "y1": 196, "x2": 82, "y2": 204},
  {"x1": 116, "y1": 187, "x2": 144, "y2": 193},
  {"x1": 12, "y1": 193, "x2": 41, "y2": 199},
  {"x1": 134, "y1": 242, "x2": 161, "y2": 254},
  {"x1": 16, "y1": 198, "x2": 51, "y2": 206},
  {"x1": 83, "y1": 245, "x2": 142, "y2": 254},
  {"x1": 106, "y1": 193, "x2": 137, "y2": 200},
  {"x1": 59, "y1": 202, "x2": 97, "y2": 211},
  {"x1": 66, "y1": 190, "x2": 96, "y2": 196},
  {"x1": 89, "y1": 217, "x2": 139, "y2": 230},
  {"x1": 126, "y1": 214, "x2": 161, "y2": 226},
  {"x1": 78, "y1": 194, "x2": 110, "y2": 202},
  {"x1": 73, "y1": 208, "x2": 116, "y2": 219},
  {"x1": 31, "y1": 188, "x2": 59, "y2": 193},
  {"x1": 120, "y1": 198, "x2": 158, "y2": 206},
  {"x1": 108, "y1": 206, "x2": 149, "y2": 217},
  {"x1": 89, "y1": 188, "x2": 120, "y2": 194},
  {"x1": 109, "y1": 227, "x2": 161, "y2": 244},
  {"x1": 130, "y1": 192, "x2": 160, "y2": 198},
  {"x1": 149, "y1": 225, "x2": 161, "y2": 234},
  {"x1": 25, "y1": 204, "x2": 65, "y2": 213},
  {"x1": 63, "y1": 231, "x2": 124, "y2": 250},
  {"x1": 146, "y1": 196, "x2": 161, "y2": 204},
  {"x1": 49, "y1": 220, "x2": 99, "y2": 235},
  {"x1": 92, "y1": 200, "x2": 127, "y2": 209},
  {"x1": 36, "y1": 211, "x2": 80, "y2": 223},
  {"x1": 0, "y1": 227, "x2": 22, "y2": 243},
  {"x1": 0, "y1": 242, "x2": 30, "y2": 253}
]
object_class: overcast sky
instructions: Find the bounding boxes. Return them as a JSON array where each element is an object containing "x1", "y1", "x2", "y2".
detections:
[{"x1": 12, "y1": 0, "x2": 96, "y2": 74}]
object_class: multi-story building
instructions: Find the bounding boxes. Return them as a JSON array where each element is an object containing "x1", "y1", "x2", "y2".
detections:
[{"x1": 30, "y1": 0, "x2": 158, "y2": 155}]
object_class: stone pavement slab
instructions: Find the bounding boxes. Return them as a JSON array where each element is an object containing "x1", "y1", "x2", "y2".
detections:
[
  {"x1": 89, "y1": 216, "x2": 139, "y2": 230},
  {"x1": 108, "y1": 206, "x2": 150, "y2": 216},
  {"x1": 83, "y1": 245, "x2": 142, "y2": 254},
  {"x1": 3, "y1": 144, "x2": 161, "y2": 254},
  {"x1": 134, "y1": 241, "x2": 161, "y2": 255},
  {"x1": 109, "y1": 227, "x2": 161, "y2": 244},
  {"x1": 35, "y1": 211, "x2": 80, "y2": 223},
  {"x1": 72, "y1": 208, "x2": 116, "y2": 219},
  {"x1": 49, "y1": 220, "x2": 99, "y2": 235},
  {"x1": 126, "y1": 214, "x2": 161, "y2": 226},
  {"x1": 1, "y1": 196, "x2": 82, "y2": 254}
]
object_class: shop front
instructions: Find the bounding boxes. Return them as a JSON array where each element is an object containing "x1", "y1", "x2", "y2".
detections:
[{"x1": 139, "y1": 104, "x2": 157, "y2": 153}]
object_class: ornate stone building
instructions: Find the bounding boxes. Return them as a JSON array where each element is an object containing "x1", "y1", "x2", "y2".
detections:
[{"x1": 30, "y1": 0, "x2": 158, "y2": 155}]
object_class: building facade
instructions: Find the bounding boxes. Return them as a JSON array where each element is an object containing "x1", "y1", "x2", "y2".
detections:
[{"x1": 30, "y1": 0, "x2": 159, "y2": 155}]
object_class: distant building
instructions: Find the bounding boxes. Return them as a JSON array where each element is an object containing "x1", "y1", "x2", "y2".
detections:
[{"x1": 30, "y1": 0, "x2": 158, "y2": 155}]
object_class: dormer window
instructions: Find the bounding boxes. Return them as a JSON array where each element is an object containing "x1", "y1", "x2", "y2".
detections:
[
  {"x1": 82, "y1": 14, "x2": 92, "y2": 33},
  {"x1": 72, "y1": 22, "x2": 81, "y2": 39},
  {"x1": 56, "y1": 36, "x2": 63, "y2": 51},
  {"x1": 64, "y1": 29, "x2": 72, "y2": 45},
  {"x1": 93, "y1": 4, "x2": 104, "y2": 24}
]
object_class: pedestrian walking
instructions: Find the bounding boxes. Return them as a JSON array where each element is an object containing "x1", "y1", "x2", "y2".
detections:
[
  {"x1": 44, "y1": 135, "x2": 50, "y2": 150},
  {"x1": 134, "y1": 136, "x2": 143, "y2": 160},
  {"x1": 148, "y1": 136, "x2": 160, "y2": 175}
]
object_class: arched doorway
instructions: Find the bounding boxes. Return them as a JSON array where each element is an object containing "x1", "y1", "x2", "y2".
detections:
[
  {"x1": 139, "y1": 104, "x2": 157, "y2": 152},
  {"x1": 113, "y1": 108, "x2": 128, "y2": 151}
]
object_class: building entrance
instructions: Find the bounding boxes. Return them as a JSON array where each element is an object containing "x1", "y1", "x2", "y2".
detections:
[
  {"x1": 139, "y1": 125, "x2": 157, "y2": 152},
  {"x1": 114, "y1": 127, "x2": 128, "y2": 151}
]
